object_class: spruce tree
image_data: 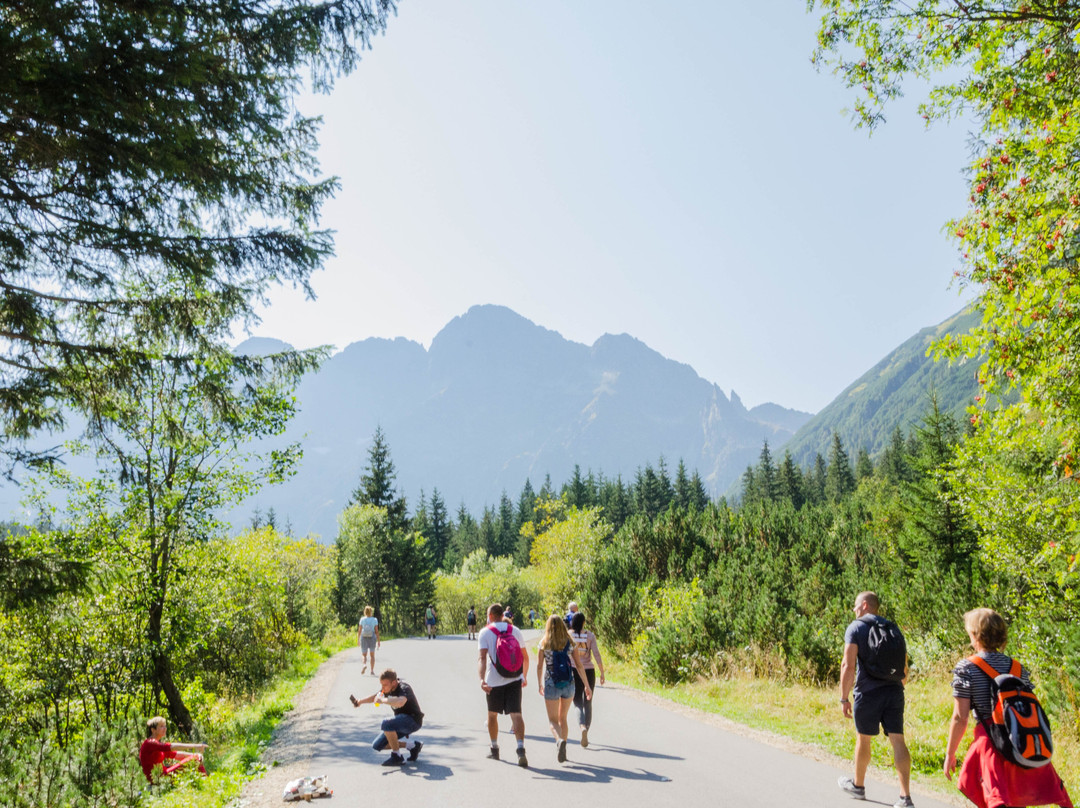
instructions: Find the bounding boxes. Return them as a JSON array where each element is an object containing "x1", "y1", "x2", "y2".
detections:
[
  {"x1": 515, "y1": 478, "x2": 537, "y2": 535},
  {"x1": 351, "y1": 427, "x2": 408, "y2": 532},
  {"x1": 777, "y1": 450, "x2": 805, "y2": 510},
  {"x1": 825, "y1": 433, "x2": 856, "y2": 502},
  {"x1": 855, "y1": 447, "x2": 875, "y2": 483},
  {"x1": 494, "y1": 492, "x2": 516, "y2": 557},
  {"x1": 428, "y1": 489, "x2": 451, "y2": 569}
]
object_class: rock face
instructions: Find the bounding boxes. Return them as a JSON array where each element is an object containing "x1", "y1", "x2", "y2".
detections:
[{"x1": 237, "y1": 305, "x2": 811, "y2": 539}]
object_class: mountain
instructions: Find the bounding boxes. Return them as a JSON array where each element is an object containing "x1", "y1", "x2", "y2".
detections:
[
  {"x1": 234, "y1": 305, "x2": 812, "y2": 539},
  {"x1": 778, "y1": 307, "x2": 983, "y2": 466}
]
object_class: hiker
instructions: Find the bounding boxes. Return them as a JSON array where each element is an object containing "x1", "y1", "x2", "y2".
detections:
[
  {"x1": 944, "y1": 608, "x2": 1072, "y2": 808},
  {"x1": 357, "y1": 605, "x2": 380, "y2": 675},
  {"x1": 570, "y1": 610, "x2": 605, "y2": 748},
  {"x1": 478, "y1": 602, "x2": 529, "y2": 767},
  {"x1": 537, "y1": 614, "x2": 591, "y2": 763},
  {"x1": 350, "y1": 668, "x2": 424, "y2": 767},
  {"x1": 564, "y1": 601, "x2": 579, "y2": 628},
  {"x1": 529, "y1": 607, "x2": 537, "y2": 626},
  {"x1": 467, "y1": 605, "x2": 478, "y2": 640},
  {"x1": 425, "y1": 604, "x2": 437, "y2": 639},
  {"x1": 139, "y1": 716, "x2": 208, "y2": 782},
  {"x1": 838, "y1": 591, "x2": 914, "y2": 808}
]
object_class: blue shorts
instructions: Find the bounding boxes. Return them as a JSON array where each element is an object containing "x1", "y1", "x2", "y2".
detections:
[
  {"x1": 544, "y1": 678, "x2": 575, "y2": 700},
  {"x1": 372, "y1": 714, "x2": 421, "y2": 750},
  {"x1": 853, "y1": 685, "x2": 905, "y2": 736}
]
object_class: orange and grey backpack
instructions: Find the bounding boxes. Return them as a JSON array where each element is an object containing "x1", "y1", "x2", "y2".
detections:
[{"x1": 968, "y1": 655, "x2": 1053, "y2": 768}]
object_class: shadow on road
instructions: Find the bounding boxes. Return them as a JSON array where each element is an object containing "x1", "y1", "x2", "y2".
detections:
[
  {"x1": 517, "y1": 735, "x2": 681, "y2": 762},
  {"x1": 524, "y1": 761, "x2": 672, "y2": 783},
  {"x1": 397, "y1": 762, "x2": 454, "y2": 781}
]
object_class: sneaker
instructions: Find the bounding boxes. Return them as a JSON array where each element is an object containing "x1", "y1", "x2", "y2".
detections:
[
  {"x1": 580, "y1": 728, "x2": 589, "y2": 748},
  {"x1": 557, "y1": 739, "x2": 567, "y2": 763},
  {"x1": 893, "y1": 797, "x2": 914, "y2": 808},
  {"x1": 516, "y1": 748, "x2": 528, "y2": 768},
  {"x1": 408, "y1": 741, "x2": 423, "y2": 762},
  {"x1": 361, "y1": 663, "x2": 367, "y2": 674},
  {"x1": 382, "y1": 753, "x2": 405, "y2": 767},
  {"x1": 487, "y1": 747, "x2": 500, "y2": 761},
  {"x1": 838, "y1": 777, "x2": 866, "y2": 800}
]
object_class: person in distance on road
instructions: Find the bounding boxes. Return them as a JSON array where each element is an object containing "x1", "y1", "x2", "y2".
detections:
[
  {"x1": 537, "y1": 614, "x2": 591, "y2": 764},
  {"x1": 425, "y1": 604, "x2": 437, "y2": 639},
  {"x1": 570, "y1": 610, "x2": 605, "y2": 748},
  {"x1": 357, "y1": 605, "x2": 380, "y2": 675},
  {"x1": 564, "y1": 601, "x2": 579, "y2": 628},
  {"x1": 349, "y1": 668, "x2": 424, "y2": 767},
  {"x1": 838, "y1": 591, "x2": 914, "y2": 808},
  {"x1": 943, "y1": 608, "x2": 1071, "y2": 808},
  {"x1": 478, "y1": 602, "x2": 530, "y2": 767},
  {"x1": 467, "y1": 605, "x2": 478, "y2": 640}
]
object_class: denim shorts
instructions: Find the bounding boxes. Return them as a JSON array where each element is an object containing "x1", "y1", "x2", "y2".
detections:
[
  {"x1": 360, "y1": 635, "x2": 376, "y2": 653},
  {"x1": 543, "y1": 678, "x2": 575, "y2": 700},
  {"x1": 372, "y1": 714, "x2": 421, "y2": 750}
]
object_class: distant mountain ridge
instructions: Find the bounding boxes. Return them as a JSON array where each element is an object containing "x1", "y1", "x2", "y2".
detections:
[
  {"x1": 235, "y1": 305, "x2": 813, "y2": 539},
  {"x1": 778, "y1": 307, "x2": 982, "y2": 466}
]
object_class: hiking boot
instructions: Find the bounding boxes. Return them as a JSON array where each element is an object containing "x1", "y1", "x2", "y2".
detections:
[
  {"x1": 382, "y1": 753, "x2": 405, "y2": 767},
  {"x1": 838, "y1": 777, "x2": 866, "y2": 800},
  {"x1": 557, "y1": 739, "x2": 567, "y2": 763},
  {"x1": 516, "y1": 748, "x2": 528, "y2": 768},
  {"x1": 893, "y1": 797, "x2": 914, "y2": 808},
  {"x1": 408, "y1": 741, "x2": 423, "y2": 762},
  {"x1": 580, "y1": 727, "x2": 589, "y2": 748},
  {"x1": 487, "y1": 747, "x2": 500, "y2": 761}
]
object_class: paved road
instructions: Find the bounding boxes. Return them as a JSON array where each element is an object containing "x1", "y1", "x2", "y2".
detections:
[{"x1": 307, "y1": 632, "x2": 957, "y2": 808}]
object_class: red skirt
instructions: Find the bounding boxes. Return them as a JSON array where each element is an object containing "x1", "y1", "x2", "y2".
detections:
[{"x1": 958, "y1": 724, "x2": 1072, "y2": 808}]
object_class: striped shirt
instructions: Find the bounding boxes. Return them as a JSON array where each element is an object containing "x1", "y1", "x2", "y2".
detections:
[
  {"x1": 570, "y1": 630, "x2": 604, "y2": 670},
  {"x1": 952, "y1": 650, "x2": 1033, "y2": 722}
]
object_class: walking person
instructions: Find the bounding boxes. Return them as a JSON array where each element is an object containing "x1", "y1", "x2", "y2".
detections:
[
  {"x1": 536, "y1": 614, "x2": 591, "y2": 763},
  {"x1": 838, "y1": 591, "x2": 914, "y2": 808},
  {"x1": 570, "y1": 610, "x2": 605, "y2": 748},
  {"x1": 944, "y1": 608, "x2": 1072, "y2": 808},
  {"x1": 467, "y1": 605, "x2": 478, "y2": 640},
  {"x1": 357, "y1": 605, "x2": 380, "y2": 675},
  {"x1": 349, "y1": 668, "x2": 425, "y2": 766},
  {"x1": 478, "y1": 603, "x2": 530, "y2": 767},
  {"x1": 425, "y1": 604, "x2": 437, "y2": 639}
]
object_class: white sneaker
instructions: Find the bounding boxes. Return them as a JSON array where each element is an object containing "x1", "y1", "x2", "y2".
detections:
[{"x1": 838, "y1": 777, "x2": 866, "y2": 800}]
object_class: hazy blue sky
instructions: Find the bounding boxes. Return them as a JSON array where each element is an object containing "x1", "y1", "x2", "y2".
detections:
[{"x1": 250, "y1": 1, "x2": 974, "y2": 414}]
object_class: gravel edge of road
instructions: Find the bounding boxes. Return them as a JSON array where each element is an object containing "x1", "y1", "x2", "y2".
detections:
[{"x1": 235, "y1": 647, "x2": 966, "y2": 808}]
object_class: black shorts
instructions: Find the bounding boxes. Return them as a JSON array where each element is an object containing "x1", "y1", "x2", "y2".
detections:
[
  {"x1": 486, "y1": 680, "x2": 523, "y2": 715},
  {"x1": 853, "y1": 685, "x2": 905, "y2": 736}
]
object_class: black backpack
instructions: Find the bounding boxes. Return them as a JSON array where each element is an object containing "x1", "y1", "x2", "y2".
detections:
[{"x1": 863, "y1": 617, "x2": 907, "y2": 682}]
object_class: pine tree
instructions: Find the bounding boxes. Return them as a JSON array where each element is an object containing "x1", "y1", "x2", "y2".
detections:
[
  {"x1": 493, "y1": 492, "x2": 516, "y2": 557},
  {"x1": 807, "y1": 453, "x2": 828, "y2": 505},
  {"x1": 598, "y1": 474, "x2": 632, "y2": 529},
  {"x1": 855, "y1": 447, "x2": 875, "y2": 483},
  {"x1": 825, "y1": 433, "x2": 856, "y2": 502},
  {"x1": 777, "y1": 450, "x2": 805, "y2": 510},
  {"x1": 565, "y1": 465, "x2": 590, "y2": 508},
  {"x1": 754, "y1": 440, "x2": 779, "y2": 502},
  {"x1": 448, "y1": 504, "x2": 482, "y2": 569},
  {"x1": 878, "y1": 426, "x2": 913, "y2": 487},
  {"x1": 0, "y1": 0, "x2": 394, "y2": 468},
  {"x1": 515, "y1": 478, "x2": 537, "y2": 535},
  {"x1": 688, "y1": 470, "x2": 710, "y2": 512},
  {"x1": 351, "y1": 427, "x2": 408, "y2": 532},
  {"x1": 428, "y1": 489, "x2": 451, "y2": 570}
]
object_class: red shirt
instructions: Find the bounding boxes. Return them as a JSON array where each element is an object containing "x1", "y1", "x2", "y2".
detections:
[{"x1": 139, "y1": 738, "x2": 173, "y2": 781}]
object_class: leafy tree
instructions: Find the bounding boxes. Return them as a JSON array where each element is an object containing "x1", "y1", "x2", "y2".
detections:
[
  {"x1": 351, "y1": 426, "x2": 408, "y2": 532},
  {"x1": 527, "y1": 503, "x2": 610, "y2": 615},
  {"x1": 0, "y1": 0, "x2": 396, "y2": 467},
  {"x1": 335, "y1": 504, "x2": 392, "y2": 628}
]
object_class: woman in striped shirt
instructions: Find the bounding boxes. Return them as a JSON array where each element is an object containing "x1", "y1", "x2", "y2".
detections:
[
  {"x1": 570, "y1": 611, "x2": 605, "y2": 749},
  {"x1": 944, "y1": 608, "x2": 1071, "y2": 808}
]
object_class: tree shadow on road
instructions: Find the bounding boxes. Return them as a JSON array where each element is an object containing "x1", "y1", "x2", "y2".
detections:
[{"x1": 525, "y1": 761, "x2": 672, "y2": 783}]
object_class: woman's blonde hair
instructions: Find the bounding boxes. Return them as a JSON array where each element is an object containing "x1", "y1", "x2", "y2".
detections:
[
  {"x1": 539, "y1": 614, "x2": 571, "y2": 650},
  {"x1": 363, "y1": 605, "x2": 374, "y2": 617},
  {"x1": 964, "y1": 607, "x2": 1008, "y2": 652}
]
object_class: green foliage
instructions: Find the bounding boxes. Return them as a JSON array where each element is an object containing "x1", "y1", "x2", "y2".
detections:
[
  {"x1": 525, "y1": 501, "x2": 611, "y2": 616},
  {"x1": 0, "y1": 0, "x2": 395, "y2": 466},
  {"x1": 433, "y1": 550, "x2": 542, "y2": 630}
]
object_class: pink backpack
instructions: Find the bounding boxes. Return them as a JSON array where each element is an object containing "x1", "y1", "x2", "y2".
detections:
[{"x1": 491, "y1": 624, "x2": 523, "y2": 677}]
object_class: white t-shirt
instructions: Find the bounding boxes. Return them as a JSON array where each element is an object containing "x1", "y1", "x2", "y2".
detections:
[{"x1": 478, "y1": 622, "x2": 526, "y2": 687}]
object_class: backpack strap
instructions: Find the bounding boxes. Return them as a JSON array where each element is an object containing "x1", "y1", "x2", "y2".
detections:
[{"x1": 967, "y1": 654, "x2": 1000, "y2": 680}]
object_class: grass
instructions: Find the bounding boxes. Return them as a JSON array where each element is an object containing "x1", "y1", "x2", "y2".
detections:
[{"x1": 605, "y1": 658, "x2": 1079, "y2": 802}]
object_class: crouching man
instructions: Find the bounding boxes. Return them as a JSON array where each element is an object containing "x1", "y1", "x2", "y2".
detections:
[{"x1": 351, "y1": 669, "x2": 424, "y2": 766}]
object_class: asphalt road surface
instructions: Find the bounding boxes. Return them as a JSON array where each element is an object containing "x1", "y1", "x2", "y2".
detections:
[{"x1": 304, "y1": 631, "x2": 959, "y2": 808}]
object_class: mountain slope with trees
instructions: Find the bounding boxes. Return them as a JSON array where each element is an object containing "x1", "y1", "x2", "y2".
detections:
[{"x1": 779, "y1": 308, "x2": 982, "y2": 466}]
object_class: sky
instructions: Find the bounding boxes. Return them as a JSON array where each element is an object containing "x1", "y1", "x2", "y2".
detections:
[{"x1": 248, "y1": 0, "x2": 976, "y2": 415}]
